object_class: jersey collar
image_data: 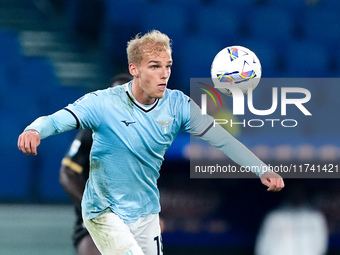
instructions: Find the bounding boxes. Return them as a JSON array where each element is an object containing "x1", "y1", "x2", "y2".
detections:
[{"x1": 125, "y1": 82, "x2": 159, "y2": 113}]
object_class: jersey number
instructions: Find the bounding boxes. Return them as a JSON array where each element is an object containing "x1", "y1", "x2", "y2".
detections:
[{"x1": 154, "y1": 236, "x2": 163, "y2": 255}]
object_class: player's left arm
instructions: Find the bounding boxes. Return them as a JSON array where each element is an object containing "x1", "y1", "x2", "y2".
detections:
[
  {"x1": 179, "y1": 93, "x2": 284, "y2": 191},
  {"x1": 199, "y1": 124, "x2": 284, "y2": 191}
]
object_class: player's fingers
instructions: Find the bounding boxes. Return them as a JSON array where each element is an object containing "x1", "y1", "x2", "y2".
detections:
[
  {"x1": 267, "y1": 178, "x2": 284, "y2": 192},
  {"x1": 266, "y1": 181, "x2": 277, "y2": 192},
  {"x1": 28, "y1": 135, "x2": 40, "y2": 156},
  {"x1": 29, "y1": 138, "x2": 38, "y2": 156},
  {"x1": 261, "y1": 172, "x2": 284, "y2": 192},
  {"x1": 263, "y1": 177, "x2": 275, "y2": 191},
  {"x1": 18, "y1": 132, "x2": 40, "y2": 155},
  {"x1": 18, "y1": 133, "x2": 30, "y2": 154},
  {"x1": 273, "y1": 178, "x2": 284, "y2": 191},
  {"x1": 267, "y1": 184, "x2": 278, "y2": 192},
  {"x1": 23, "y1": 135, "x2": 34, "y2": 155}
]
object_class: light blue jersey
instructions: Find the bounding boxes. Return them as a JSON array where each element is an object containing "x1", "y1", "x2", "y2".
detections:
[
  {"x1": 65, "y1": 83, "x2": 212, "y2": 222},
  {"x1": 25, "y1": 82, "x2": 268, "y2": 223}
]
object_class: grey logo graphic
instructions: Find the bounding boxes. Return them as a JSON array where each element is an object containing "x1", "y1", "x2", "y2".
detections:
[
  {"x1": 156, "y1": 118, "x2": 174, "y2": 134},
  {"x1": 121, "y1": 120, "x2": 136, "y2": 126}
]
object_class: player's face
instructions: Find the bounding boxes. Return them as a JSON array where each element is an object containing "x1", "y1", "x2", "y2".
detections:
[{"x1": 130, "y1": 48, "x2": 172, "y2": 105}]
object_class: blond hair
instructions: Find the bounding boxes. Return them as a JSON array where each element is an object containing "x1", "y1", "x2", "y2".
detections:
[{"x1": 127, "y1": 30, "x2": 172, "y2": 64}]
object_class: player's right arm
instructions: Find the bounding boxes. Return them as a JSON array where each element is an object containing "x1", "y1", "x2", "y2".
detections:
[
  {"x1": 18, "y1": 91, "x2": 103, "y2": 156},
  {"x1": 17, "y1": 109, "x2": 78, "y2": 155}
]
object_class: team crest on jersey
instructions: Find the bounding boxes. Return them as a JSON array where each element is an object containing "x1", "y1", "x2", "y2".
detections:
[
  {"x1": 73, "y1": 94, "x2": 88, "y2": 106},
  {"x1": 156, "y1": 118, "x2": 174, "y2": 134}
]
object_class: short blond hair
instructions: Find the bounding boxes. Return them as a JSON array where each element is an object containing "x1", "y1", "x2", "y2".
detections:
[{"x1": 127, "y1": 30, "x2": 172, "y2": 64}]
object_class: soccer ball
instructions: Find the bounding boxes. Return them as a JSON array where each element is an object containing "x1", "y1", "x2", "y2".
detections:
[{"x1": 211, "y1": 46, "x2": 262, "y2": 96}]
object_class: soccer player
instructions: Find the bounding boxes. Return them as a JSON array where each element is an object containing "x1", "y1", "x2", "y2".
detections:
[
  {"x1": 59, "y1": 73, "x2": 132, "y2": 255},
  {"x1": 18, "y1": 30, "x2": 284, "y2": 255}
]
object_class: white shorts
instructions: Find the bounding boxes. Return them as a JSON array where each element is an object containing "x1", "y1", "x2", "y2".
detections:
[{"x1": 83, "y1": 209, "x2": 162, "y2": 255}]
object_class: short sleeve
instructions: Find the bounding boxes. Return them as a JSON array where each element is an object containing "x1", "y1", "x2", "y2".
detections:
[
  {"x1": 65, "y1": 92, "x2": 103, "y2": 130},
  {"x1": 188, "y1": 99, "x2": 214, "y2": 136},
  {"x1": 180, "y1": 93, "x2": 214, "y2": 136}
]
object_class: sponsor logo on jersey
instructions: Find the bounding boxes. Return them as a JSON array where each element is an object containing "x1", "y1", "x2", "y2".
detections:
[{"x1": 121, "y1": 120, "x2": 136, "y2": 126}]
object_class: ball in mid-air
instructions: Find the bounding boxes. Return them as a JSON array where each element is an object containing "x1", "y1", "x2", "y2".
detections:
[{"x1": 211, "y1": 46, "x2": 262, "y2": 96}]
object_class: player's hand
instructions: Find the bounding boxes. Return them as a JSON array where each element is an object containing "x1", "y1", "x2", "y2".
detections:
[
  {"x1": 261, "y1": 172, "x2": 284, "y2": 192},
  {"x1": 17, "y1": 130, "x2": 41, "y2": 156}
]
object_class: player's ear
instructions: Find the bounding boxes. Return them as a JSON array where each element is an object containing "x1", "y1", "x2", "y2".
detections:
[{"x1": 129, "y1": 63, "x2": 139, "y2": 77}]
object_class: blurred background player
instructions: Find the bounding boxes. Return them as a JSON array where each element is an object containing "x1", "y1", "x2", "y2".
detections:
[
  {"x1": 59, "y1": 73, "x2": 132, "y2": 255},
  {"x1": 255, "y1": 180, "x2": 328, "y2": 255}
]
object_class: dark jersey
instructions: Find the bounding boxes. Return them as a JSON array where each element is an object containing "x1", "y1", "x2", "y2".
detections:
[
  {"x1": 62, "y1": 129, "x2": 92, "y2": 181},
  {"x1": 61, "y1": 128, "x2": 93, "y2": 248}
]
